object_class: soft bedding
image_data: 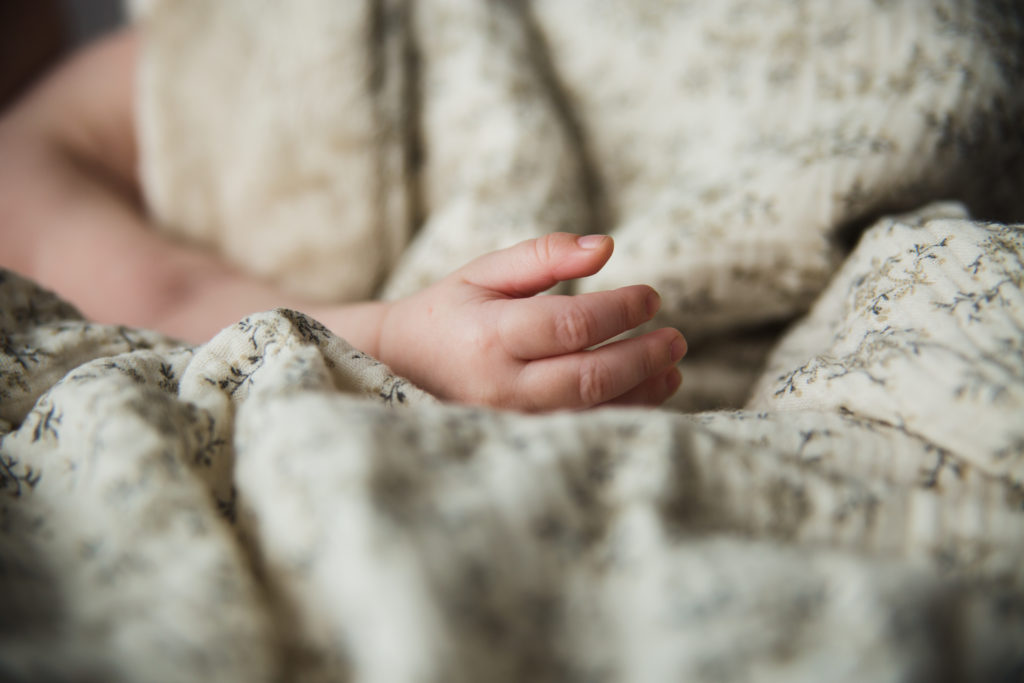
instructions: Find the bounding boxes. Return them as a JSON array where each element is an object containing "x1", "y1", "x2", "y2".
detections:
[{"x1": 3, "y1": 1, "x2": 1024, "y2": 681}]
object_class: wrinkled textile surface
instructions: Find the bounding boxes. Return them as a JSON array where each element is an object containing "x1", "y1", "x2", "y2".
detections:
[
  {"x1": 3, "y1": 1, "x2": 1024, "y2": 681},
  {"x1": 3, "y1": 212, "x2": 1023, "y2": 682},
  {"x1": 135, "y1": 0, "x2": 1024, "y2": 410}
]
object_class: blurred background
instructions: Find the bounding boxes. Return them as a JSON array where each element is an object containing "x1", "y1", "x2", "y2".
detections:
[{"x1": 1, "y1": 0, "x2": 124, "y2": 110}]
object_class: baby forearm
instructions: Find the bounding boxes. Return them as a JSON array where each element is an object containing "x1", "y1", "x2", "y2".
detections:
[
  {"x1": 0, "y1": 125, "x2": 389, "y2": 348},
  {"x1": 0, "y1": 41, "x2": 388, "y2": 349}
]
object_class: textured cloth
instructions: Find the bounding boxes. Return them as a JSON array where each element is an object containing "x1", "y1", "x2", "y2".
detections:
[
  {"x1": 2, "y1": 207, "x2": 1023, "y2": 682},
  {"x1": 3, "y1": 0, "x2": 1024, "y2": 681},
  {"x1": 135, "y1": 0, "x2": 1024, "y2": 409}
]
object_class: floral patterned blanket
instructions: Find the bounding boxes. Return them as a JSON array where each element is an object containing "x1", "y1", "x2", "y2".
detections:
[{"x1": 3, "y1": 1, "x2": 1024, "y2": 681}]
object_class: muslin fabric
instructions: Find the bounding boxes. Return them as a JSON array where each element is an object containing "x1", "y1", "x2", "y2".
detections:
[{"x1": 2, "y1": 1, "x2": 1022, "y2": 680}]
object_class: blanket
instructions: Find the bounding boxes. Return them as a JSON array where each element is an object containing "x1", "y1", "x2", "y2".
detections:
[{"x1": 3, "y1": 1, "x2": 1024, "y2": 681}]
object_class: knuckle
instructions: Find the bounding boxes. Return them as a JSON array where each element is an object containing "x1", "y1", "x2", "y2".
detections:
[
  {"x1": 619, "y1": 290, "x2": 642, "y2": 327},
  {"x1": 644, "y1": 336, "x2": 669, "y2": 374},
  {"x1": 578, "y1": 357, "x2": 613, "y2": 405},
  {"x1": 462, "y1": 324, "x2": 492, "y2": 355},
  {"x1": 532, "y1": 234, "x2": 557, "y2": 266},
  {"x1": 532, "y1": 232, "x2": 573, "y2": 267},
  {"x1": 554, "y1": 305, "x2": 595, "y2": 351}
]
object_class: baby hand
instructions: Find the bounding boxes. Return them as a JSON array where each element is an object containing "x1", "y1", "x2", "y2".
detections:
[{"x1": 378, "y1": 233, "x2": 686, "y2": 410}]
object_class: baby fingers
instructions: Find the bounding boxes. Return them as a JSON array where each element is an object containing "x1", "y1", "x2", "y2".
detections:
[
  {"x1": 513, "y1": 327, "x2": 686, "y2": 410},
  {"x1": 603, "y1": 366, "x2": 683, "y2": 407},
  {"x1": 498, "y1": 285, "x2": 660, "y2": 360}
]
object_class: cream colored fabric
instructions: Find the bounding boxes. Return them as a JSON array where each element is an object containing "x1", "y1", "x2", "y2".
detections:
[
  {"x1": 133, "y1": 0, "x2": 411, "y2": 301},
  {"x1": 2, "y1": 0, "x2": 1023, "y2": 680},
  {"x1": 134, "y1": 0, "x2": 1024, "y2": 409},
  {"x1": 3, "y1": 207, "x2": 1023, "y2": 681},
  {"x1": 750, "y1": 202, "x2": 1024, "y2": 485}
]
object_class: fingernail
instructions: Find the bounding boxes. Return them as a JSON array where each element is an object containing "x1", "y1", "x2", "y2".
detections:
[
  {"x1": 670, "y1": 335, "x2": 687, "y2": 362},
  {"x1": 577, "y1": 234, "x2": 607, "y2": 249},
  {"x1": 646, "y1": 290, "x2": 661, "y2": 317}
]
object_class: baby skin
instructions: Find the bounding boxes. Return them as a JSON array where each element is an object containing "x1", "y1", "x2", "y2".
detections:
[{"x1": 0, "y1": 29, "x2": 685, "y2": 411}]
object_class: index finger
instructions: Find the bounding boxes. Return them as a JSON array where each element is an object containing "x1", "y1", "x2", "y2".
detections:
[{"x1": 457, "y1": 233, "x2": 614, "y2": 298}]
